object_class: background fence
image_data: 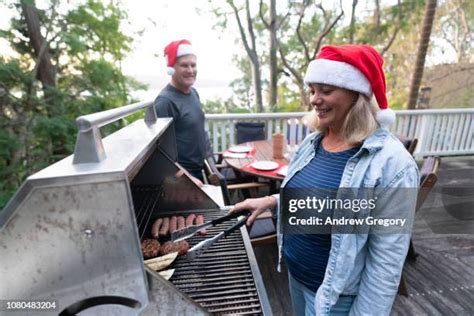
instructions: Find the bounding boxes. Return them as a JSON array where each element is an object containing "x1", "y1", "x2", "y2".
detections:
[{"x1": 205, "y1": 109, "x2": 474, "y2": 158}]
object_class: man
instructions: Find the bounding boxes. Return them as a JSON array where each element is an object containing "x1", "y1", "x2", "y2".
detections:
[{"x1": 154, "y1": 39, "x2": 208, "y2": 184}]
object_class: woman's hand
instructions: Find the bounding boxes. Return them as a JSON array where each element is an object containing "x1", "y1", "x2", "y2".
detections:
[{"x1": 231, "y1": 196, "x2": 277, "y2": 226}]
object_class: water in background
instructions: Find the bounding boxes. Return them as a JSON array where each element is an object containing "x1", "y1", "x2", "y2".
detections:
[{"x1": 130, "y1": 85, "x2": 234, "y2": 103}]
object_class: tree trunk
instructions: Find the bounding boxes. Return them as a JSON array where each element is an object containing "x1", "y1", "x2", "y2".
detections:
[
  {"x1": 228, "y1": 0, "x2": 264, "y2": 112},
  {"x1": 373, "y1": 0, "x2": 381, "y2": 33},
  {"x1": 349, "y1": 0, "x2": 358, "y2": 43},
  {"x1": 268, "y1": 0, "x2": 278, "y2": 110},
  {"x1": 21, "y1": 0, "x2": 56, "y2": 89},
  {"x1": 250, "y1": 51, "x2": 264, "y2": 113},
  {"x1": 407, "y1": 0, "x2": 437, "y2": 109},
  {"x1": 21, "y1": 0, "x2": 67, "y2": 158},
  {"x1": 245, "y1": 0, "x2": 263, "y2": 112}
]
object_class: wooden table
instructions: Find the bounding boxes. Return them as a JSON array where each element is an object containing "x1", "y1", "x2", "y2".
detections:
[{"x1": 223, "y1": 140, "x2": 290, "y2": 181}]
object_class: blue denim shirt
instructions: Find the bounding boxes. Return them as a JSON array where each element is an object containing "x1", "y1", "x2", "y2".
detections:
[{"x1": 273, "y1": 128, "x2": 419, "y2": 315}]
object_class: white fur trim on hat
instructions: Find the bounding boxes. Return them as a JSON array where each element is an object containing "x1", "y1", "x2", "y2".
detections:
[
  {"x1": 376, "y1": 108, "x2": 396, "y2": 127},
  {"x1": 167, "y1": 67, "x2": 175, "y2": 75},
  {"x1": 177, "y1": 44, "x2": 193, "y2": 57},
  {"x1": 304, "y1": 59, "x2": 372, "y2": 97}
]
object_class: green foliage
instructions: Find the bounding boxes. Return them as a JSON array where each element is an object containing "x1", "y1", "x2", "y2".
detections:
[
  {"x1": 202, "y1": 98, "x2": 252, "y2": 114},
  {"x1": 202, "y1": 99, "x2": 227, "y2": 114},
  {"x1": 435, "y1": 0, "x2": 474, "y2": 62},
  {"x1": 275, "y1": 83, "x2": 304, "y2": 112},
  {"x1": 0, "y1": 0, "x2": 143, "y2": 209}
]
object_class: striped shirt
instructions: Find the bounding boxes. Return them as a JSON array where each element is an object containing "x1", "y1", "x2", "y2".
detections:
[{"x1": 283, "y1": 140, "x2": 360, "y2": 293}]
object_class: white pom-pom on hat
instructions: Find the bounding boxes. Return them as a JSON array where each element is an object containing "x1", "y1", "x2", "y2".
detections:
[
  {"x1": 376, "y1": 108, "x2": 396, "y2": 127},
  {"x1": 167, "y1": 67, "x2": 175, "y2": 76}
]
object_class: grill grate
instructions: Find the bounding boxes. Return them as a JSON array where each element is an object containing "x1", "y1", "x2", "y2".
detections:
[{"x1": 132, "y1": 186, "x2": 264, "y2": 315}]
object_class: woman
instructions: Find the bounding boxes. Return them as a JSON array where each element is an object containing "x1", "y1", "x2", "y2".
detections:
[{"x1": 232, "y1": 45, "x2": 419, "y2": 315}]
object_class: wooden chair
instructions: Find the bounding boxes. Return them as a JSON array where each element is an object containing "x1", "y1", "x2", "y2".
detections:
[
  {"x1": 398, "y1": 156, "x2": 441, "y2": 296},
  {"x1": 397, "y1": 136, "x2": 418, "y2": 156},
  {"x1": 247, "y1": 211, "x2": 277, "y2": 246},
  {"x1": 203, "y1": 158, "x2": 267, "y2": 206},
  {"x1": 235, "y1": 122, "x2": 266, "y2": 144}
]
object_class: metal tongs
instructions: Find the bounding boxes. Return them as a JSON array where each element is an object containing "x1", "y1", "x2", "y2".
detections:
[
  {"x1": 171, "y1": 207, "x2": 248, "y2": 241},
  {"x1": 185, "y1": 210, "x2": 250, "y2": 260}
]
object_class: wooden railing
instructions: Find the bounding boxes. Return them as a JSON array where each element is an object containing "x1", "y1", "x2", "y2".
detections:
[{"x1": 205, "y1": 109, "x2": 474, "y2": 158}]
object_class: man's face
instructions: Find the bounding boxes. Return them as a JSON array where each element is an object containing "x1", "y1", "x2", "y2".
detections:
[{"x1": 172, "y1": 55, "x2": 197, "y2": 90}]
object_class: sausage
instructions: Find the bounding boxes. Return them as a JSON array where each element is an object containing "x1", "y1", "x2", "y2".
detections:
[
  {"x1": 185, "y1": 214, "x2": 196, "y2": 227},
  {"x1": 151, "y1": 218, "x2": 163, "y2": 238},
  {"x1": 177, "y1": 216, "x2": 185, "y2": 230},
  {"x1": 196, "y1": 215, "x2": 207, "y2": 235},
  {"x1": 159, "y1": 217, "x2": 170, "y2": 237},
  {"x1": 169, "y1": 216, "x2": 178, "y2": 234}
]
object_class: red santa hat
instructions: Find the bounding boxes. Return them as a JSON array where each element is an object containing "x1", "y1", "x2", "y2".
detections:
[
  {"x1": 304, "y1": 44, "x2": 395, "y2": 126},
  {"x1": 164, "y1": 39, "x2": 194, "y2": 76}
]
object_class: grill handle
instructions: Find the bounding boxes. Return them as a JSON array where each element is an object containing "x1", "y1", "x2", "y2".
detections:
[{"x1": 73, "y1": 100, "x2": 156, "y2": 164}]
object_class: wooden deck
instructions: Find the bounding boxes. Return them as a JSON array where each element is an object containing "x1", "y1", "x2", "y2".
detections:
[
  {"x1": 250, "y1": 156, "x2": 474, "y2": 315},
  {"x1": 392, "y1": 156, "x2": 474, "y2": 315}
]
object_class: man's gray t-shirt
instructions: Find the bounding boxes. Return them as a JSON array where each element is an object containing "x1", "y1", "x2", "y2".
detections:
[{"x1": 154, "y1": 84, "x2": 207, "y2": 174}]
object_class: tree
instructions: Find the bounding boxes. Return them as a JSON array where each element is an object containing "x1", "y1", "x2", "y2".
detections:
[
  {"x1": 227, "y1": 0, "x2": 264, "y2": 112},
  {"x1": 434, "y1": 0, "x2": 473, "y2": 63},
  {"x1": 349, "y1": 0, "x2": 358, "y2": 44},
  {"x1": 207, "y1": 0, "x2": 444, "y2": 111},
  {"x1": 0, "y1": 0, "x2": 144, "y2": 208},
  {"x1": 258, "y1": 0, "x2": 278, "y2": 110},
  {"x1": 408, "y1": 0, "x2": 438, "y2": 109},
  {"x1": 275, "y1": 1, "x2": 344, "y2": 109}
]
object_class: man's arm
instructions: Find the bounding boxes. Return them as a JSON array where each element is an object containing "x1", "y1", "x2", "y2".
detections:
[{"x1": 154, "y1": 96, "x2": 179, "y2": 119}]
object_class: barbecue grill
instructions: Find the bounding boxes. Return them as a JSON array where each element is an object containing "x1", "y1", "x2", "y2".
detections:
[{"x1": 0, "y1": 101, "x2": 271, "y2": 315}]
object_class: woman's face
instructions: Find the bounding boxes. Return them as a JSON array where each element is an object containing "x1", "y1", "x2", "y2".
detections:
[{"x1": 309, "y1": 83, "x2": 358, "y2": 132}]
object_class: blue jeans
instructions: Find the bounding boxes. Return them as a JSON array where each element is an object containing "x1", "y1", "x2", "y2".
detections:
[{"x1": 288, "y1": 272, "x2": 355, "y2": 316}]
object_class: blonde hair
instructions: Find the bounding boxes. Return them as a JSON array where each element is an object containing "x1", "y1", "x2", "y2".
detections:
[{"x1": 303, "y1": 94, "x2": 380, "y2": 144}]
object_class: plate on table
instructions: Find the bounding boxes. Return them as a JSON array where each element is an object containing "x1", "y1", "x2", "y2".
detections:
[
  {"x1": 251, "y1": 161, "x2": 279, "y2": 171},
  {"x1": 277, "y1": 165, "x2": 288, "y2": 176},
  {"x1": 228, "y1": 145, "x2": 252, "y2": 153}
]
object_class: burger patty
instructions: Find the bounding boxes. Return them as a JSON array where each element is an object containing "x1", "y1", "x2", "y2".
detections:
[
  {"x1": 141, "y1": 239, "x2": 161, "y2": 258},
  {"x1": 159, "y1": 240, "x2": 190, "y2": 256}
]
